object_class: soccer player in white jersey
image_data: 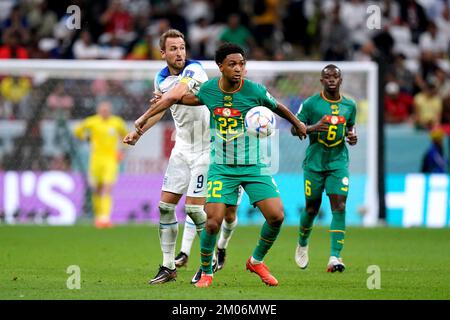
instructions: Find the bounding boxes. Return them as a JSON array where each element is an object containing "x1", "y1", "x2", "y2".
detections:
[{"x1": 124, "y1": 29, "x2": 238, "y2": 284}]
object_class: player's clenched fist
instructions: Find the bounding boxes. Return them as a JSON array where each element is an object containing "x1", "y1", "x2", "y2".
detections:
[
  {"x1": 294, "y1": 121, "x2": 307, "y2": 140},
  {"x1": 314, "y1": 115, "x2": 330, "y2": 132},
  {"x1": 123, "y1": 131, "x2": 141, "y2": 145},
  {"x1": 134, "y1": 116, "x2": 146, "y2": 135},
  {"x1": 346, "y1": 128, "x2": 358, "y2": 146}
]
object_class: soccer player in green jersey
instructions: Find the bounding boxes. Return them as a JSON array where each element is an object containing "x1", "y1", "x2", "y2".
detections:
[
  {"x1": 291, "y1": 64, "x2": 358, "y2": 272},
  {"x1": 136, "y1": 43, "x2": 307, "y2": 287}
]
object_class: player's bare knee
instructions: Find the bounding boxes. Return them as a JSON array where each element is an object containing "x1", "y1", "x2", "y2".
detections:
[
  {"x1": 206, "y1": 219, "x2": 221, "y2": 234},
  {"x1": 305, "y1": 207, "x2": 319, "y2": 216},
  {"x1": 224, "y1": 206, "x2": 237, "y2": 223},
  {"x1": 305, "y1": 201, "x2": 320, "y2": 216},
  {"x1": 332, "y1": 202, "x2": 346, "y2": 213},
  {"x1": 268, "y1": 211, "x2": 284, "y2": 227}
]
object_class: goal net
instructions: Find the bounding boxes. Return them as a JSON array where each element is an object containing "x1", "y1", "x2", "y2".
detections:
[{"x1": 0, "y1": 60, "x2": 378, "y2": 226}]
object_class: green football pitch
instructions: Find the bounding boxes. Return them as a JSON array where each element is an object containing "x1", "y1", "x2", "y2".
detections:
[{"x1": 1, "y1": 225, "x2": 449, "y2": 300}]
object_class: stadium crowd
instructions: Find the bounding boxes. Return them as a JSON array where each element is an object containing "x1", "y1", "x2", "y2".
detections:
[{"x1": 0, "y1": 0, "x2": 449, "y2": 172}]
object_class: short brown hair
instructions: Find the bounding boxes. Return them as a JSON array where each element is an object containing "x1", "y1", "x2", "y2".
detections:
[{"x1": 159, "y1": 29, "x2": 185, "y2": 50}]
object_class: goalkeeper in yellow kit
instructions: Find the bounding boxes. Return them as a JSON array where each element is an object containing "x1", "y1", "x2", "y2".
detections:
[{"x1": 74, "y1": 100, "x2": 128, "y2": 228}]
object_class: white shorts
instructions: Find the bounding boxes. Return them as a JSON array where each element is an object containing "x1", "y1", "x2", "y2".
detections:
[{"x1": 162, "y1": 149, "x2": 209, "y2": 197}]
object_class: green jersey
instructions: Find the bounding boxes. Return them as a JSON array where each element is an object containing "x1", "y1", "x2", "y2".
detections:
[
  {"x1": 196, "y1": 77, "x2": 277, "y2": 167},
  {"x1": 296, "y1": 92, "x2": 357, "y2": 172}
]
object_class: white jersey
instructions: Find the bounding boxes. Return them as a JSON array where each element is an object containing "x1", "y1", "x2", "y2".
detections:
[{"x1": 154, "y1": 60, "x2": 210, "y2": 155}]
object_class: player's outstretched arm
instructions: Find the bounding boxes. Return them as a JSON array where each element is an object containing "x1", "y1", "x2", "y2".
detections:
[
  {"x1": 291, "y1": 115, "x2": 330, "y2": 136},
  {"x1": 73, "y1": 119, "x2": 89, "y2": 140},
  {"x1": 134, "y1": 91, "x2": 201, "y2": 135},
  {"x1": 135, "y1": 82, "x2": 193, "y2": 134},
  {"x1": 178, "y1": 92, "x2": 201, "y2": 106},
  {"x1": 274, "y1": 102, "x2": 307, "y2": 139},
  {"x1": 123, "y1": 110, "x2": 167, "y2": 145}
]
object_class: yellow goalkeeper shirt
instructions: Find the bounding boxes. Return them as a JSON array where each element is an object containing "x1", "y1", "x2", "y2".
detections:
[{"x1": 74, "y1": 115, "x2": 128, "y2": 162}]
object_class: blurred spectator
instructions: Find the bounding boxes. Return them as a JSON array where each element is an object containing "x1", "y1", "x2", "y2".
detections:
[
  {"x1": 27, "y1": 0, "x2": 57, "y2": 39},
  {"x1": 2, "y1": 4, "x2": 29, "y2": 38},
  {"x1": 99, "y1": 0, "x2": 135, "y2": 45},
  {"x1": 125, "y1": 32, "x2": 161, "y2": 60},
  {"x1": 212, "y1": 0, "x2": 241, "y2": 24},
  {"x1": 27, "y1": 30, "x2": 48, "y2": 59},
  {"x1": 182, "y1": 0, "x2": 213, "y2": 25},
  {"x1": 219, "y1": 14, "x2": 254, "y2": 55},
  {"x1": 320, "y1": 3, "x2": 350, "y2": 61},
  {"x1": 49, "y1": 153, "x2": 71, "y2": 171},
  {"x1": 340, "y1": 0, "x2": 369, "y2": 47},
  {"x1": 435, "y1": 68, "x2": 450, "y2": 98},
  {"x1": 252, "y1": 46, "x2": 270, "y2": 60},
  {"x1": 189, "y1": 17, "x2": 222, "y2": 60},
  {"x1": 103, "y1": 80, "x2": 129, "y2": 116},
  {"x1": 165, "y1": 3, "x2": 188, "y2": 37},
  {"x1": 384, "y1": 81, "x2": 414, "y2": 123},
  {"x1": 0, "y1": 0, "x2": 15, "y2": 24},
  {"x1": 146, "y1": 18, "x2": 171, "y2": 49},
  {"x1": 421, "y1": 127, "x2": 448, "y2": 173},
  {"x1": 413, "y1": 50, "x2": 439, "y2": 93},
  {"x1": 72, "y1": 30, "x2": 100, "y2": 59},
  {"x1": 0, "y1": 29, "x2": 29, "y2": 59},
  {"x1": 442, "y1": 95, "x2": 450, "y2": 133},
  {"x1": 372, "y1": 26, "x2": 395, "y2": 62},
  {"x1": 388, "y1": 22, "x2": 418, "y2": 60},
  {"x1": 36, "y1": 38, "x2": 61, "y2": 59},
  {"x1": 99, "y1": 34, "x2": 125, "y2": 59},
  {"x1": 252, "y1": 0, "x2": 280, "y2": 55},
  {"x1": 420, "y1": 0, "x2": 449, "y2": 20},
  {"x1": 45, "y1": 83, "x2": 74, "y2": 119},
  {"x1": 0, "y1": 76, "x2": 31, "y2": 119},
  {"x1": 399, "y1": 0, "x2": 429, "y2": 43},
  {"x1": 283, "y1": 0, "x2": 311, "y2": 56},
  {"x1": 387, "y1": 53, "x2": 415, "y2": 94},
  {"x1": 413, "y1": 79, "x2": 443, "y2": 129},
  {"x1": 0, "y1": 95, "x2": 7, "y2": 119},
  {"x1": 91, "y1": 79, "x2": 109, "y2": 98},
  {"x1": 435, "y1": 5, "x2": 450, "y2": 55},
  {"x1": 380, "y1": 0, "x2": 400, "y2": 25},
  {"x1": 353, "y1": 40, "x2": 376, "y2": 61},
  {"x1": 418, "y1": 21, "x2": 449, "y2": 58}
]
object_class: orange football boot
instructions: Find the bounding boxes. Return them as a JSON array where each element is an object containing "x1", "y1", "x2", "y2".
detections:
[
  {"x1": 246, "y1": 257, "x2": 278, "y2": 286},
  {"x1": 194, "y1": 273, "x2": 213, "y2": 288}
]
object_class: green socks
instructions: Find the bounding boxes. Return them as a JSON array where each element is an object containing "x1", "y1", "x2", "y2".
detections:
[
  {"x1": 298, "y1": 209, "x2": 317, "y2": 247},
  {"x1": 330, "y1": 211, "x2": 346, "y2": 257},
  {"x1": 252, "y1": 222, "x2": 281, "y2": 261},
  {"x1": 199, "y1": 229, "x2": 217, "y2": 274}
]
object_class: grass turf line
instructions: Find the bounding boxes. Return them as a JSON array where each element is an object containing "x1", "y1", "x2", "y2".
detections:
[{"x1": 0, "y1": 225, "x2": 449, "y2": 300}]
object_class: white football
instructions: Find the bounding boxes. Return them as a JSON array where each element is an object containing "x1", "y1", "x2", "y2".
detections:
[{"x1": 244, "y1": 106, "x2": 276, "y2": 137}]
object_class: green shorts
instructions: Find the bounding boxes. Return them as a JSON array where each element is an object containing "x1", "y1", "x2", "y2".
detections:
[
  {"x1": 303, "y1": 168, "x2": 349, "y2": 200},
  {"x1": 206, "y1": 164, "x2": 280, "y2": 205}
]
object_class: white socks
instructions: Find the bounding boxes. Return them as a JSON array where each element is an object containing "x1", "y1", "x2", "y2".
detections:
[
  {"x1": 217, "y1": 217, "x2": 238, "y2": 250},
  {"x1": 180, "y1": 215, "x2": 197, "y2": 256},
  {"x1": 159, "y1": 201, "x2": 177, "y2": 270},
  {"x1": 185, "y1": 205, "x2": 206, "y2": 233}
]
